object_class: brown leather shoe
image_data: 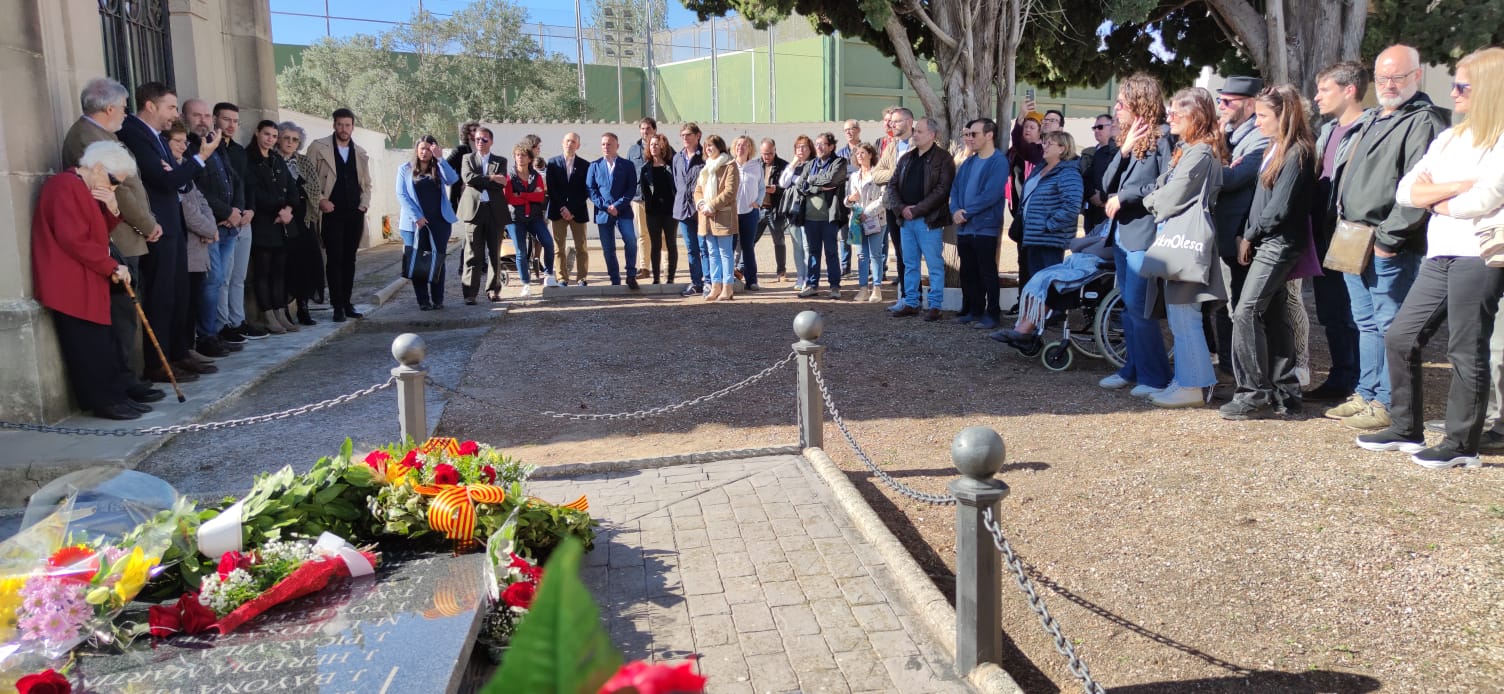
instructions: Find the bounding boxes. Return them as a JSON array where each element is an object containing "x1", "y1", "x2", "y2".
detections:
[
  {"x1": 892, "y1": 306, "x2": 920, "y2": 318},
  {"x1": 923, "y1": 308, "x2": 942, "y2": 322},
  {"x1": 174, "y1": 359, "x2": 218, "y2": 375}
]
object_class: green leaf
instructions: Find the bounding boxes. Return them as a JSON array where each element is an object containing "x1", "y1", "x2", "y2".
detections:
[
  {"x1": 314, "y1": 484, "x2": 348, "y2": 505},
  {"x1": 484, "y1": 538, "x2": 620, "y2": 694},
  {"x1": 340, "y1": 438, "x2": 354, "y2": 461}
]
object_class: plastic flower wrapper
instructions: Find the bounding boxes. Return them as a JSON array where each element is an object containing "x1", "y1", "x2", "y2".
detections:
[
  {"x1": 0, "y1": 469, "x2": 181, "y2": 668},
  {"x1": 477, "y1": 512, "x2": 544, "y2": 655}
]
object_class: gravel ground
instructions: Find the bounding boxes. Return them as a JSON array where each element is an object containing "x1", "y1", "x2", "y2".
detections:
[{"x1": 432, "y1": 234, "x2": 1502, "y2": 693}]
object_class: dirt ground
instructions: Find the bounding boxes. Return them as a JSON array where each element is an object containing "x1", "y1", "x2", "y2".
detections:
[{"x1": 431, "y1": 239, "x2": 1502, "y2": 694}]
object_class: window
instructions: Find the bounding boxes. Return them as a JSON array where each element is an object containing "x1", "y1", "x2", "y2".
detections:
[{"x1": 99, "y1": 0, "x2": 175, "y2": 110}]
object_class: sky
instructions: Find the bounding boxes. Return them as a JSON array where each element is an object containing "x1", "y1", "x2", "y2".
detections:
[{"x1": 269, "y1": 0, "x2": 706, "y2": 46}]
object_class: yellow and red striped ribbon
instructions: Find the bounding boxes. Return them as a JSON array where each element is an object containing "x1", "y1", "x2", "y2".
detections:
[{"x1": 412, "y1": 483, "x2": 508, "y2": 541}]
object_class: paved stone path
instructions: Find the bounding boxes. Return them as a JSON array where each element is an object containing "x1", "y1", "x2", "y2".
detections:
[{"x1": 529, "y1": 455, "x2": 970, "y2": 694}]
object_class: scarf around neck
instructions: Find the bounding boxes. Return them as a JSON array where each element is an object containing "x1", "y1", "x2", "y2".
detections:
[{"x1": 699, "y1": 152, "x2": 732, "y2": 207}]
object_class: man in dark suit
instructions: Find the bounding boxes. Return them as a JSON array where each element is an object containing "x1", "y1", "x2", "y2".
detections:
[
  {"x1": 116, "y1": 81, "x2": 222, "y2": 384},
  {"x1": 60, "y1": 77, "x2": 165, "y2": 403},
  {"x1": 456, "y1": 127, "x2": 513, "y2": 302},
  {"x1": 586, "y1": 133, "x2": 639, "y2": 289},
  {"x1": 1079, "y1": 114, "x2": 1118, "y2": 231},
  {"x1": 546, "y1": 132, "x2": 592, "y2": 286},
  {"x1": 182, "y1": 97, "x2": 239, "y2": 358},
  {"x1": 446, "y1": 121, "x2": 478, "y2": 214}
]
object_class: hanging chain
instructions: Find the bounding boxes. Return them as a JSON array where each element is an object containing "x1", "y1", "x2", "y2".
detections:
[
  {"x1": 0, "y1": 378, "x2": 395, "y2": 437},
  {"x1": 806, "y1": 356, "x2": 956, "y2": 506},
  {"x1": 983, "y1": 506, "x2": 1104, "y2": 694}
]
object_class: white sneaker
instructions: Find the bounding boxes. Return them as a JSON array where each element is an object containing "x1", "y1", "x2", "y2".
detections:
[
  {"x1": 519, "y1": 285, "x2": 533, "y2": 297},
  {"x1": 544, "y1": 275, "x2": 560, "y2": 288},
  {"x1": 1151, "y1": 386, "x2": 1206, "y2": 408},
  {"x1": 1098, "y1": 374, "x2": 1132, "y2": 390},
  {"x1": 1129, "y1": 384, "x2": 1160, "y2": 398}
]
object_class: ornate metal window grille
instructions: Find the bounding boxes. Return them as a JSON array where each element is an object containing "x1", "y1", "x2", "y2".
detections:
[{"x1": 99, "y1": 0, "x2": 174, "y2": 110}]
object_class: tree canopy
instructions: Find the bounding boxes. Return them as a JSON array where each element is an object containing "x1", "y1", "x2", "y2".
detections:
[{"x1": 277, "y1": 0, "x2": 587, "y2": 146}]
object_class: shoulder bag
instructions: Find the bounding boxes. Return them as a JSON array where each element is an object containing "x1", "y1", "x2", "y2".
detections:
[
  {"x1": 1140, "y1": 171, "x2": 1215, "y2": 284},
  {"x1": 1323, "y1": 128, "x2": 1375, "y2": 274}
]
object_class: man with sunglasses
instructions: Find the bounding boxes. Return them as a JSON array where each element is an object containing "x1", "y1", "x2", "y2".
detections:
[
  {"x1": 455, "y1": 127, "x2": 513, "y2": 302},
  {"x1": 1080, "y1": 114, "x2": 1118, "y2": 230},
  {"x1": 1324, "y1": 44, "x2": 1449, "y2": 431},
  {"x1": 1207, "y1": 76, "x2": 1268, "y2": 385}
]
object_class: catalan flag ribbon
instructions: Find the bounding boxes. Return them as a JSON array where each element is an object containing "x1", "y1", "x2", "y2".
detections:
[{"x1": 412, "y1": 483, "x2": 508, "y2": 544}]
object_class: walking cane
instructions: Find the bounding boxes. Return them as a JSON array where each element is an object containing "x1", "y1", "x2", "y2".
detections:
[{"x1": 122, "y1": 282, "x2": 186, "y2": 403}]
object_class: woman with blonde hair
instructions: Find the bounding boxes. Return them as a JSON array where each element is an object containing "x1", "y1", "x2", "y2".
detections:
[
  {"x1": 732, "y1": 135, "x2": 763, "y2": 290},
  {"x1": 1217, "y1": 85, "x2": 1316, "y2": 419},
  {"x1": 395, "y1": 135, "x2": 459, "y2": 309},
  {"x1": 695, "y1": 134, "x2": 740, "y2": 301},
  {"x1": 1358, "y1": 47, "x2": 1504, "y2": 468}
]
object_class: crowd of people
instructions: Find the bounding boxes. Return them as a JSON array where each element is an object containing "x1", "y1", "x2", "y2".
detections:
[
  {"x1": 33, "y1": 44, "x2": 1504, "y2": 472},
  {"x1": 33, "y1": 78, "x2": 375, "y2": 420}
]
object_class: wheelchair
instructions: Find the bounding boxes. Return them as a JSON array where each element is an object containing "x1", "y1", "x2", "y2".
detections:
[{"x1": 1009, "y1": 269, "x2": 1127, "y2": 372}]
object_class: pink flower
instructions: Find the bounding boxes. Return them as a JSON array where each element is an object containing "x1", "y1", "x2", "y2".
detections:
[
  {"x1": 457, "y1": 440, "x2": 480, "y2": 456},
  {"x1": 597, "y1": 660, "x2": 707, "y2": 694},
  {"x1": 363, "y1": 450, "x2": 391, "y2": 469}
]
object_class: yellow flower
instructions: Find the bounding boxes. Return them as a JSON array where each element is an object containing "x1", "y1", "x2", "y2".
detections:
[
  {"x1": 114, "y1": 546, "x2": 158, "y2": 605},
  {"x1": 0, "y1": 574, "x2": 24, "y2": 641}
]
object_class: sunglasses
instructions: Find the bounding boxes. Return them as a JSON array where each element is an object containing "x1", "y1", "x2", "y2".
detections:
[
  {"x1": 107, "y1": 173, "x2": 122, "y2": 186},
  {"x1": 1217, "y1": 97, "x2": 1243, "y2": 107},
  {"x1": 1453, "y1": 82, "x2": 1472, "y2": 94},
  {"x1": 1091, "y1": 124, "x2": 1109, "y2": 131},
  {"x1": 474, "y1": 137, "x2": 491, "y2": 143}
]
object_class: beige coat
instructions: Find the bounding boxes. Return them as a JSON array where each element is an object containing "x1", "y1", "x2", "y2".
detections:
[
  {"x1": 304, "y1": 134, "x2": 371, "y2": 215},
  {"x1": 60, "y1": 117, "x2": 155, "y2": 258},
  {"x1": 693, "y1": 162, "x2": 739, "y2": 237}
]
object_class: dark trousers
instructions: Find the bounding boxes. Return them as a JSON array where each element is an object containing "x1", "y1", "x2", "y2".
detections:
[
  {"x1": 138, "y1": 229, "x2": 191, "y2": 368},
  {"x1": 803, "y1": 219, "x2": 842, "y2": 289},
  {"x1": 188, "y1": 270, "x2": 205, "y2": 346},
  {"x1": 1231, "y1": 237, "x2": 1302, "y2": 407},
  {"x1": 642, "y1": 211, "x2": 678, "y2": 283},
  {"x1": 885, "y1": 211, "x2": 903, "y2": 283},
  {"x1": 1312, "y1": 266, "x2": 1360, "y2": 390},
  {"x1": 957, "y1": 234, "x2": 1001, "y2": 320},
  {"x1": 736, "y1": 209, "x2": 760, "y2": 286},
  {"x1": 755, "y1": 209, "x2": 787, "y2": 275},
  {"x1": 1213, "y1": 256, "x2": 1251, "y2": 375},
  {"x1": 52, "y1": 309, "x2": 128, "y2": 410},
  {"x1": 1387, "y1": 256, "x2": 1504, "y2": 453},
  {"x1": 1022, "y1": 245, "x2": 1065, "y2": 288},
  {"x1": 109, "y1": 256, "x2": 145, "y2": 386},
  {"x1": 322, "y1": 208, "x2": 364, "y2": 309},
  {"x1": 460, "y1": 210, "x2": 506, "y2": 297},
  {"x1": 253, "y1": 247, "x2": 287, "y2": 311}
]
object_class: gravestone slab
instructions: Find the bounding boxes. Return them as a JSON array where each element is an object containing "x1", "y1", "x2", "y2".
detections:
[{"x1": 75, "y1": 547, "x2": 486, "y2": 694}]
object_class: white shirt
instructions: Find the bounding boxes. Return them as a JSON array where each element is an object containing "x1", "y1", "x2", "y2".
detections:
[
  {"x1": 1397, "y1": 128, "x2": 1504, "y2": 258},
  {"x1": 736, "y1": 158, "x2": 764, "y2": 214},
  {"x1": 475, "y1": 152, "x2": 492, "y2": 203}
]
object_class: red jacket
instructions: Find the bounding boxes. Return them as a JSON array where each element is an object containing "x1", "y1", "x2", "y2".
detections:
[
  {"x1": 32, "y1": 171, "x2": 120, "y2": 324},
  {"x1": 504, "y1": 171, "x2": 548, "y2": 222}
]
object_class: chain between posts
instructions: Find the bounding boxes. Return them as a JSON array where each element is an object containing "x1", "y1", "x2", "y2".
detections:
[
  {"x1": 426, "y1": 351, "x2": 798, "y2": 421},
  {"x1": 983, "y1": 505, "x2": 1105, "y2": 694},
  {"x1": 806, "y1": 356, "x2": 957, "y2": 506},
  {"x1": 0, "y1": 378, "x2": 395, "y2": 437}
]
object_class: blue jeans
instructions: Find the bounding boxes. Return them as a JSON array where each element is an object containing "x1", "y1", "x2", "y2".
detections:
[
  {"x1": 736, "y1": 210, "x2": 760, "y2": 285},
  {"x1": 857, "y1": 231, "x2": 886, "y2": 288},
  {"x1": 506, "y1": 223, "x2": 533, "y2": 285},
  {"x1": 1113, "y1": 246, "x2": 1172, "y2": 389},
  {"x1": 597, "y1": 217, "x2": 638, "y2": 285},
  {"x1": 1167, "y1": 303, "x2": 1215, "y2": 388},
  {"x1": 678, "y1": 220, "x2": 703, "y2": 288},
  {"x1": 1312, "y1": 267, "x2": 1359, "y2": 390},
  {"x1": 790, "y1": 225, "x2": 809, "y2": 286},
  {"x1": 518, "y1": 218, "x2": 555, "y2": 277},
  {"x1": 217, "y1": 226, "x2": 249, "y2": 328},
  {"x1": 200, "y1": 230, "x2": 231, "y2": 337},
  {"x1": 1345, "y1": 251, "x2": 1421, "y2": 406},
  {"x1": 705, "y1": 234, "x2": 736, "y2": 283},
  {"x1": 900, "y1": 219, "x2": 944, "y2": 309},
  {"x1": 804, "y1": 220, "x2": 843, "y2": 289}
]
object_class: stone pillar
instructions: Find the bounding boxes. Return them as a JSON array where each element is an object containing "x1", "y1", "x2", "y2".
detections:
[
  {"x1": 391, "y1": 333, "x2": 428, "y2": 444},
  {"x1": 0, "y1": 0, "x2": 112, "y2": 423},
  {"x1": 948, "y1": 425, "x2": 1009, "y2": 675},
  {"x1": 791, "y1": 310, "x2": 826, "y2": 449}
]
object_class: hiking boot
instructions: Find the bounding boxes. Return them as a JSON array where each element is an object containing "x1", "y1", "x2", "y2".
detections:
[
  {"x1": 1324, "y1": 394, "x2": 1368, "y2": 420},
  {"x1": 1342, "y1": 401, "x2": 1391, "y2": 430},
  {"x1": 1411, "y1": 444, "x2": 1483, "y2": 470},
  {"x1": 1355, "y1": 430, "x2": 1426, "y2": 453}
]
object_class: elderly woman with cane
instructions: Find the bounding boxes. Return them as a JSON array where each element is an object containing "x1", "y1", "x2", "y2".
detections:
[{"x1": 32, "y1": 141, "x2": 151, "y2": 419}]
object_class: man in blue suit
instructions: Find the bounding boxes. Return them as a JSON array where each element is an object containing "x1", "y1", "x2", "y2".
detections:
[
  {"x1": 116, "y1": 82, "x2": 222, "y2": 384},
  {"x1": 586, "y1": 133, "x2": 639, "y2": 289}
]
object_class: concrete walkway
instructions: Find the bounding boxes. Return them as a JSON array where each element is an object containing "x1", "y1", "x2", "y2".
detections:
[{"x1": 529, "y1": 454, "x2": 971, "y2": 694}]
